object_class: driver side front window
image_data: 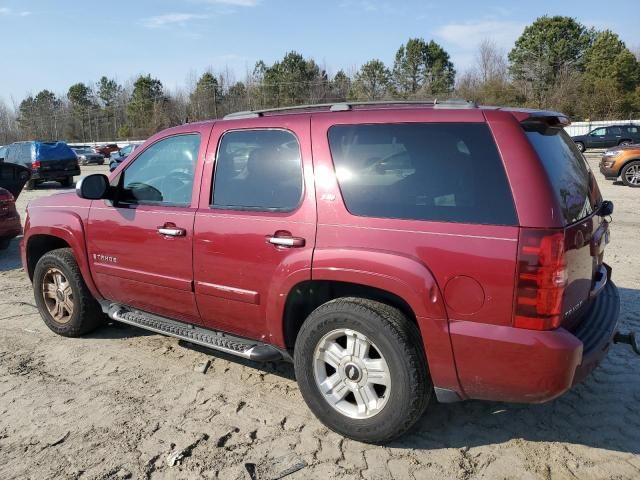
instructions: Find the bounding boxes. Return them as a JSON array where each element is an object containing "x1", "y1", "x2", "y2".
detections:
[{"x1": 120, "y1": 134, "x2": 200, "y2": 206}]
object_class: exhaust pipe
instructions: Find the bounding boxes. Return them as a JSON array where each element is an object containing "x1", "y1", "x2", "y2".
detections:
[{"x1": 614, "y1": 331, "x2": 640, "y2": 356}]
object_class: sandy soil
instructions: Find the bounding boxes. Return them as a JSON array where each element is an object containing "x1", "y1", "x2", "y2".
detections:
[{"x1": 0, "y1": 157, "x2": 638, "y2": 480}]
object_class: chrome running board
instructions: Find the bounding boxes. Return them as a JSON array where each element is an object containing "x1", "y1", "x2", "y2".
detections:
[{"x1": 106, "y1": 304, "x2": 284, "y2": 362}]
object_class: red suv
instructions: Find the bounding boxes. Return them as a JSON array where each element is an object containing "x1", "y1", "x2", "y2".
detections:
[{"x1": 21, "y1": 102, "x2": 624, "y2": 443}]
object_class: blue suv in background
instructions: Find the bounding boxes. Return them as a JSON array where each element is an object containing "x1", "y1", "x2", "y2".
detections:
[{"x1": 0, "y1": 141, "x2": 80, "y2": 189}]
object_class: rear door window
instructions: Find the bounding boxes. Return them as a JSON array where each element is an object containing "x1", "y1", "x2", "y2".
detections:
[
  {"x1": 327, "y1": 123, "x2": 517, "y2": 225},
  {"x1": 525, "y1": 126, "x2": 598, "y2": 225},
  {"x1": 212, "y1": 129, "x2": 303, "y2": 212}
]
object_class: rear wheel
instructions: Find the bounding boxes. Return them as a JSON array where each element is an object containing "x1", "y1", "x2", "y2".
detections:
[
  {"x1": 621, "y1": 161, "x2": 640, "y2": 187},
  {"x1": 60, "y1": 176, "x2": 74, "y2": 188},
  {"x1": 575, "y1": 141, "x2": 585, "y2": 153},
  {"x1": 33, "y1": 248, "x2": 104, "y2": 337},
  {"x1": 619, "y1": 140, "x2": 633, "y2": 147},
  {"x1": 0, "y1": 238, "x2": 11, "y2": 250},
  {"x1": 294, "y1": 298, "x2": 431, "y2": 443},
  {"x1": 24, "y1": 179, "x2": 36, "y2": 190}
]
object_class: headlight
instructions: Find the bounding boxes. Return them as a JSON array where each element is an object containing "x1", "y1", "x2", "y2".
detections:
[{"x1": 604, "y1": 150, "x2": 621, "y2": 157}]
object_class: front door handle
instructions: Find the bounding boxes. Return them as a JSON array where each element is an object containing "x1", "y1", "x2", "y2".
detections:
[
  {"x1": 267, "y1": 236, "x2": 305, "y2": 248},
  {"x1": 158, "y1": 224, "x2": 186, "y2": 237}
]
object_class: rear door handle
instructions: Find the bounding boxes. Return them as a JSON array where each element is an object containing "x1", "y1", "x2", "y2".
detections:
[
  {"x1": 158, "y1": 225, "x2": 186, "y2": 237},
  {"x1": 267, "y1": 236, "x2": 305, "y2": 248}
]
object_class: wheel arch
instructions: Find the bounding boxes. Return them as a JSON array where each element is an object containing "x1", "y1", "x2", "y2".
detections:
[
  {"x1": 281, "y1": 280, "x2": 419, "y2": 351},
  {"x1": 24, "y1": 216, "x2": 102, "y2": 301},
  {"x1": 618, "y1": 157, "x2": 640, "y2": 175}
]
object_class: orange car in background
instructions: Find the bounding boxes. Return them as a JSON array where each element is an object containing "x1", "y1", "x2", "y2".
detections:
[{"x1": 599, "y1": 144, "x2": 640, "y2": 187}]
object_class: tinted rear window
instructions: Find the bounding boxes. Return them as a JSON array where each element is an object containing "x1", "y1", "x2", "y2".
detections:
[
  {"x1": 525, "y1": 126, "x2": 598, "y2": 225},
  {"x1": 328, "y1": 123, "x2": 517, "y2": 225}
]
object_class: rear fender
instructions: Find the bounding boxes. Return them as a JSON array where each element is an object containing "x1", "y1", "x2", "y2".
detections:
[{"x1": 312, "y1": 248, "x2": 462, "y2": 395}]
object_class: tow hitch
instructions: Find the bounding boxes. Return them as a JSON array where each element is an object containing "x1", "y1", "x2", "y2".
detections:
[{"x1": 614, "y1": 331, "x2": 640, "y2": 356}]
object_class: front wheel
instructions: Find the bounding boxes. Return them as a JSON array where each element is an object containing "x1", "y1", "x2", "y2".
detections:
[
  {"x1": 621, "y1": 161, "x2": 640, "y2": 187},
  {"x1": 294, "y1": 298, "x2": 431, "y2": 443},
  {"x1": 575, "y1": 141, "x2": 585, "y2": 153},
  {"x1": 33, "y1": 248, "x2": 104, "y2": 337}
]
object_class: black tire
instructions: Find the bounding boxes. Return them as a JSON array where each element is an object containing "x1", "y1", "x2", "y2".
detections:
[
  {"x1": 621, "y1": 160, "x2": 640, "y2": 188},
  {"x1": 575, "y1": 141, "x2": 585, "y2": 153},
  {"x1": 619, "y1": 140, "x2": 632, "y2": 146},
  {"x1": 0, "y1": 238, "x2": 11, "y2": 250},
  {"x1": 33, "y1": 248, "x2": 104, "y2": 337},
  {"x1": 24, "y1": 179, "x2": 36, "y2": 190},
  {"x1": 98, "y1": 160, "x2": 105, "y2": 166},
  {"x1": 60, "y1": 176, "x2": 74, "y2": 188},
  {"x1": 294, "y1": 298, "x2": 431, "y2": 443}
]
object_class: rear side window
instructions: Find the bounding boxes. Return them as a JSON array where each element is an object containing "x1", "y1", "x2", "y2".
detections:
[
  {"x1": 327, "y1": 123, "x2": 517, "y2": 225},
  {"x1": 627, "y1": 126, "x2": 638, "y2": 134},
  {"x1": 525, "y1": 125, "x2": 598, "y2": 225},
  {"x1": 212, "y1": 129, "x2": 303, "y2": 212}
]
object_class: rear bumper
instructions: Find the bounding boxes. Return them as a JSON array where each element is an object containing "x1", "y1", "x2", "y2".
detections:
[
  {"x1": 32, "y1": 169, "x2": 80, "y2": 180},
  {"x1": 448, "y1": 279, "x2": 619, "y2": 403},
  {"x1": 599, "y1": 162, "x2": 619, "y2": 180}
]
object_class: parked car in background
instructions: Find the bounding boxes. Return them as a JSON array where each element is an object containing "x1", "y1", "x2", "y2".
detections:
[
  {"x1": 599, "y1": 143, "x2": 640, "y2": 187},
  {"x1": 95, "y1": 144, "x2": 120, "y2": 158},
  {"x1": 571, "y1": 124, "x2": 640, "y2": 152},
  {"x1": 2, "y1": 141, "x2": 80, "y2": 189},
  {"x1": 109, "y1": 143, "x2": 139, "y2": 171},
  {"x1": 72, "y1": 147, "x2": 105, "y2": 166},
  {"x1": 0, "y1": 162, "x2": 30, "y2": 250},
  {"x1": 22, "y1": 102, "x2": 626, "y2": 443}
]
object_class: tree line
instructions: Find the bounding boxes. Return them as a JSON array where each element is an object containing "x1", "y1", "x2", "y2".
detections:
[{"x1": 1, "y1": 15, "x2": 639, "y2": 144}]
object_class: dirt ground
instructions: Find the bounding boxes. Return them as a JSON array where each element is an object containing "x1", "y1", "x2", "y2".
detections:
[{"x1": 0, "y1": 156, "x2": 639, "y2": 480}]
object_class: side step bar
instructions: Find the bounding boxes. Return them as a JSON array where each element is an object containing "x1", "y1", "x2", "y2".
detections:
[{"x1": 105, "y1": 304, "x2": 285, "y2": 362}]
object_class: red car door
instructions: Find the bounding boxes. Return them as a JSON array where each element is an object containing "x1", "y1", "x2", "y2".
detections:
[
  {"x1": 87, "y1": 126, "x2": 209, "y2": 324},
  {"x1": 193, "y1": 115, "x2": 316, "y2": 343}
]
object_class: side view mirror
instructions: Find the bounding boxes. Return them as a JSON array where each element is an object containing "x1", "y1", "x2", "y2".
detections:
[
  {"x1": 599, "y1": 200, "x2": 614, "y2": 217},
  {"x1": 76, "y1": 174, "x2": 110, "y2": 200}
]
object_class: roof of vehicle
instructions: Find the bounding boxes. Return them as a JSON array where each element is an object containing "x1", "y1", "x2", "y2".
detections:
[{"x1": 218, "y1": 100, "x2": 569, "y2": 125}]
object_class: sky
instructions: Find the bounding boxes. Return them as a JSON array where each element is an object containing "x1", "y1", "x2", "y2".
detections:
[{"x1": 0, "y1": 0, "x2": 638, "y2": 104}]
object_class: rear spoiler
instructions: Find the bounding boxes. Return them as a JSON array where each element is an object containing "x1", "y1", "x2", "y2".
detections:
[
  {"x1": 520, "y1": 112, "x2": 571, "y2": 135},
  {"x1": 501, "y1": 108, "x2": 571, "y2": 128}
]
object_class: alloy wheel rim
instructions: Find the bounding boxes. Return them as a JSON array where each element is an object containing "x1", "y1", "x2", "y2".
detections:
[
  {"x1": 42, "y1": 268, "x2": 74, "y2": 324},
  {"x1": 625, "y1": 165, "x2": 640, "y2": 185},
  {"x1": 313, "y1": 328, "x2": 391, "y2": 419}
]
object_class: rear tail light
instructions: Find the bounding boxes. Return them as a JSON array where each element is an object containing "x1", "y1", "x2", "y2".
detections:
[
  {"x1": 0, "y1": 192, "x2": 14, "y2": 209},
  {"x1": 31, "y1": 160, "x2": 41, "y2": 169},
  {"x1": 514, "y1": 229, "x2": 568, "y2": 330}
]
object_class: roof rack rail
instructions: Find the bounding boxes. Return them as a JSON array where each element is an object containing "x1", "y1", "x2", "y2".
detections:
[{"x1": 223, "y1": 99, "x2": 477, "y2": 120}]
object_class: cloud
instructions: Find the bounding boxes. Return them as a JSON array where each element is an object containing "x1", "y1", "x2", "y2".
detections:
[
  {"x1": 435, "y1": 20, "x2": 525, "y2": 52},
  {"x1": 141, "y1": 13, "x2": 209, "y2": 28},
  {"x1": 0, "y1": 7, "x2": 32, "y2": 17}
]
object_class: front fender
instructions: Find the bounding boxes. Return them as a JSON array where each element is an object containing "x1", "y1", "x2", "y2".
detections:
[
  {"x1": 311, "y1": 248, "x2": 462, "y2": 396},
  {"x1": 23, "y1": 208, "x2": 103, "y2": 301}
]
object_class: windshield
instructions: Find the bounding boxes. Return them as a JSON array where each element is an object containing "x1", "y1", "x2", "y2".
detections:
[{"x1": 525, "y1": 125, "x2": 600, "y2": 225}]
